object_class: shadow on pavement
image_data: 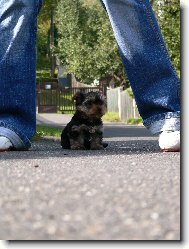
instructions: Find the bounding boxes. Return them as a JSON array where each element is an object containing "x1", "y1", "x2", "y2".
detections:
[
  {"x1": 0, "y1": 137, "x2": 162, "y2": 160},
  {"x1": 37, "y1": 122, "x2": 156, "y2": 138}
]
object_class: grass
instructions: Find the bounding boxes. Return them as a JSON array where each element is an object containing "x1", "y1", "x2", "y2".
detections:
[
  {"x1": 36, "y1": 56, "x2": 51, "y2": 80},
  {"x1": 59, "y1": 93, "x2": 74, "y2": 113},
  {"x1": 102, "y1": 112, "x2": 120, "y2": 122},
  {"x1": 33, "y1": 117, "x2": 142, "y2": 142},
  {"x1": 36, "y1": 69, "x2": 51, "y2": 80},
  {"x1": 36, "y1": 56, "x2": 58, "y2": 81},
  {"x1": 102, "y1": 113, "x2": 142, "y2": 125},
  {"x1": 33, "y1": 125, "x2": 62, "y2": 140},
  {"x1": 126, "y1": 118, "x2": 143, "y2": 125}
]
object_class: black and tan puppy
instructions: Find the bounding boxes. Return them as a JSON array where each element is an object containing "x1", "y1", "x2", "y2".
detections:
[{"x1": 61, "y1": 91, "x2": 108, "y2": 150}]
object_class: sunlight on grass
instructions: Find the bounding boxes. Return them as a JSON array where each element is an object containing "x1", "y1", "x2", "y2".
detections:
[
  {"x1": 33, "y1": 125, "x2": 62, "y2": 140},
  {"x1": 126, "y1": 118, "x2": 143, "y2": 125},
  {"x1": 102, "y1": 112, "x2": 120, "y2": 122}
]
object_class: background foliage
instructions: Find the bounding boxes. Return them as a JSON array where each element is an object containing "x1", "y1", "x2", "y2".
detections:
[{"x1": 37, "y1": 0, "x2": 180, "y2": 84}]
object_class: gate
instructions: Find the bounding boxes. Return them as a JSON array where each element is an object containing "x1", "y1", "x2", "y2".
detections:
[
  {"x1": 37, "y1": 82, "x2": 59, "y2": 113},
  {"x1": 37, "y1": 83, "x2": 106, "y2": 113},
  {"x1": 59, "y1": 87, "x2": 100, "y2": 113}
]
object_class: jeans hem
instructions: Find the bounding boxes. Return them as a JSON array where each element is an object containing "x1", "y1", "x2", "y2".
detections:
[
  {"x1": 0, "y1": 125, "x2": 31, "y2": 150},
  {"x1": 143, "y1": 111, "x2": 180, "y2": 135}
]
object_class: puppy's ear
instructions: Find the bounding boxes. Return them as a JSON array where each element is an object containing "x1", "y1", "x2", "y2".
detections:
[{"x1": 72, "y1": 92, "x2": 85, "y2": 106}]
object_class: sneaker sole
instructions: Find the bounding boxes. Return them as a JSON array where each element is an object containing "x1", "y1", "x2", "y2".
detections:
[
  {"x1": 161, "y1": 149, "x2": 180, "y2": 152},
  {"x1": 0, "y1": 147, "x2": 14, "y2": 152}
]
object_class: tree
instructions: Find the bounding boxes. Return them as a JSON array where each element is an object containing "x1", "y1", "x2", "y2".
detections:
[
  {"x1": 55, "y1": 0, "x2": 180, "y2": 84},
  {"x1": 55, "y1": 0, "x2": 126, "y2": 84},
  {"x1": 37, "y1": 0, "x2": 180, "y2": 84},
  {"x1": 37, "y1": 0, "x2": 59, "y2": 77}
]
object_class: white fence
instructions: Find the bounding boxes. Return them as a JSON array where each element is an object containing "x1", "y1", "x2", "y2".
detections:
[{"x1": 107, "y1": 87, "x2": 141, "y2": 121}]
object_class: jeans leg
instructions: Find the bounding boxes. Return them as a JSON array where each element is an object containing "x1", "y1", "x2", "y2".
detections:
[
  {"x1": 100, "y1": 0, "x2": 180, "y2": 134},
  {"x1": 0, "y1": 0, "x2": 42, "y2": 149}
]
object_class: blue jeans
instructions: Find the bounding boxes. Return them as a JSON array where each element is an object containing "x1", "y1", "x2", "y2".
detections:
[
  {"x1": 0, "y1": 0, "x2": 180, "y2": 150},
  {"x1": 100, "y1": 0, "x2": 180, "y2": 133},
  {"x1": 0, "y1": 0, "x2": 42, "y2": 150}
]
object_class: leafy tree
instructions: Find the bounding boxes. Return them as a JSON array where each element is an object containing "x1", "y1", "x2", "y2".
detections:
[
  {"x1": 55, "y1": 0, "x2": 180, "y2": 84},
  {"x1": 55, "y1": 0, "x2": 125, "y2": 84},
  {"x1": 37, "y1": 0, "x2": 180, "y2": 84}
]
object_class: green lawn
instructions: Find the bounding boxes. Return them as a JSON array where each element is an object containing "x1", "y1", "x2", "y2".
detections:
[
  {"x1": 36, "y1": 56, "x2": 58, "y2": 81},
  {"x1": 102, "y1": 112, "x2": 120, "y2": 122},
  {"x1": 126, "y1": 118, "x2": 143, "y2": 125},
  {"x1": 33, "y1": 116, "x2": 142, "y2": 142},
  {"x1": 36, "y1": 56, "x2": 51, "y2": 79},
  {"x1": 33, "y1": 125, "x2": 62, "y2": 140},
  {"x1": 102, "y1": 112, "x2": 142, "y2": 124}
]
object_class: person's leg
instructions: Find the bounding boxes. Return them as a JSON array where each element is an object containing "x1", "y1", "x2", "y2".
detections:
[
  {"x1": 0, "y1": 0, "x2": 42, "y2": 150},
  {"x1": 100, "y1": 0, "x2": 180, "y2": 137}
]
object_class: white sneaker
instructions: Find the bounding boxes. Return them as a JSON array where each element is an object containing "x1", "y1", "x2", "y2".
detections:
[
  {"x1": 159, "y1": 131, "x2": 180, "y2": 152},
  {"x1": 0, "y1": 136, "x2": 13, "y2": 152}
]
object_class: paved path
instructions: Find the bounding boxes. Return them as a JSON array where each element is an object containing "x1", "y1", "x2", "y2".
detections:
[
  {"x1": 37, "y1": 113, "x2": 73, "y2": 126},
  {"x1": 36, "y1": 113, "x2": 124, "y2": 127},
  {"x1": 0, "y1": 118, "x2": 180, "y2": 240}
]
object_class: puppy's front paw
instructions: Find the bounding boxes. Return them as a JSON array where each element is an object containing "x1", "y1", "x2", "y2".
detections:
[
  {"x1": 102, "y1": 142, "x2": 108, "y2": 148},
  {"x1": 90, "y1": 145, "x2": 104, "y2": 150},
  {"x1": 70, "y1": 145, "x2": 85, "y2": 150}
]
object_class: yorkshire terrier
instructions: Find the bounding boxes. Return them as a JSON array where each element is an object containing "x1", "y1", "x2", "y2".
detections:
[{"x1": 61, "y1": 91, "x2": 108, "y2": 150}]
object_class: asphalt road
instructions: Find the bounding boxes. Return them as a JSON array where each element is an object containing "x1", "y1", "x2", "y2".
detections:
[{"x1": 0, "y1": 125, "x2": 180, "y2": 240}]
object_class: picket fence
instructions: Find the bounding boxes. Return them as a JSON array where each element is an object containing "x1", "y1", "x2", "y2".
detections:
[{"x1": 107, "y1": 87, "x2": 140, "y2": 121}]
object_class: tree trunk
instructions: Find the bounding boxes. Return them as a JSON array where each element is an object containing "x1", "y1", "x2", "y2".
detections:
[{"x1": 50, "y1": 7, "x2": 56, "y2": 77}]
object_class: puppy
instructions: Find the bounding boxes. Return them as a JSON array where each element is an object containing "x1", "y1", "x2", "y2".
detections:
[{"x1": 61, "y1": 91, "x2": 108, "y2": 150}]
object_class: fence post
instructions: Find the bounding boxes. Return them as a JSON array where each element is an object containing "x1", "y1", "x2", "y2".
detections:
[
  {"x1": 118, "y1": 87, "x2": 122, "y2": 120},
  {"x1": 133, "y1": 99, "x2": 136, "y2": 118}
]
